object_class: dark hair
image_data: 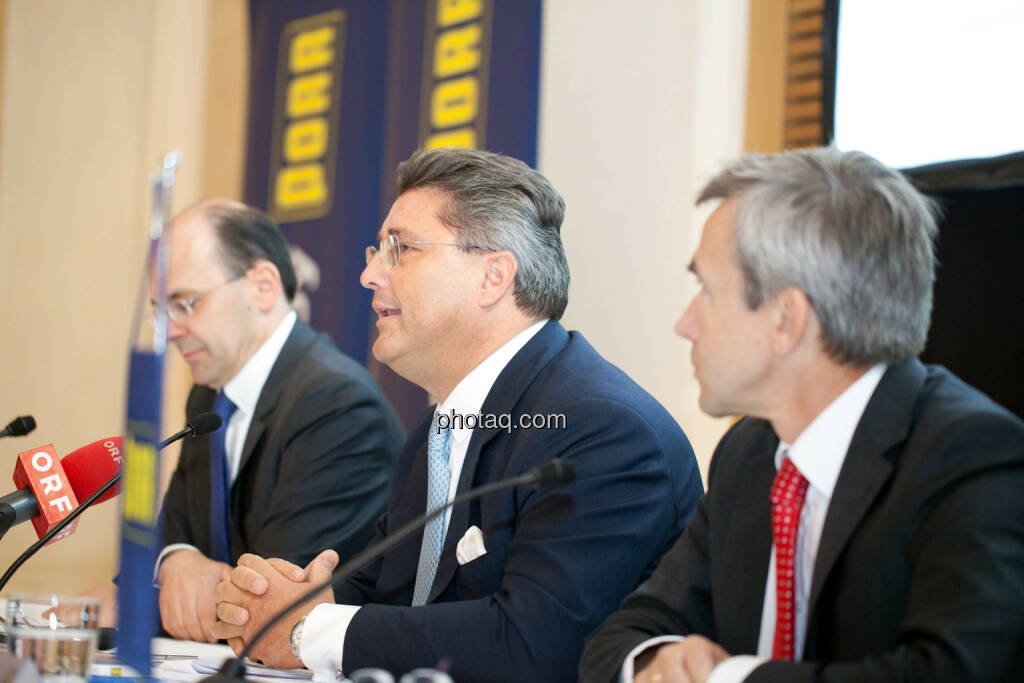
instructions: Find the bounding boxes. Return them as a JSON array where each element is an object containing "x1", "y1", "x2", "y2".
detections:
[
  {"x1": 204, "y1": 205, "x2": 298, "y2": 302},
  {"x1": 396, "y1": 148, "x2": 569, "y2": 320}
]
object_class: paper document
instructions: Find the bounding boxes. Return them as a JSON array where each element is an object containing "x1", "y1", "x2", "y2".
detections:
[{"x1": 190, "y1": 659, "x2": 313, "y2": 680}]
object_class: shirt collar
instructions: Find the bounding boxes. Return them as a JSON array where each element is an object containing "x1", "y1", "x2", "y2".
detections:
[
  {"x1": 435, "y1": 319, "x2": 548, "y2": 444},
  {"x1": 223, "y1": 311, "x2": 298, "y2": 417},
  {"x1": 775, "y1": 363, "x2": 887, "y2": 499}
]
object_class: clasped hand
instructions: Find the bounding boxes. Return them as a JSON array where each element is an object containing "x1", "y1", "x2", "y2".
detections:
[
  {"x1": 210, "y1": 549, "x2": 338, "y2": 668},
  {"x1": 634, "y1": 636, "x2": 730, "y2": 683}
]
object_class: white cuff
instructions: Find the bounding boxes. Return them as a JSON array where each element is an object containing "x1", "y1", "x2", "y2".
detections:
[
  {"x1": 300, "y1": 602, "x2": 361, "y2": 677},
  {"x1": 153, "y1": 543, "x2": 200, "y2": 587},
  {"x1": 620, "y1": 635, "x2": 685, "y2": 682},
  {"x1": 706, "y1": 655, "x2": 766, "y2": 683}
]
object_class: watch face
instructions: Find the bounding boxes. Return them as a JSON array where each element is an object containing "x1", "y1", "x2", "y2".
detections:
[{"x1": 290, "y1": 617, "x2": 305, "y2": 658}]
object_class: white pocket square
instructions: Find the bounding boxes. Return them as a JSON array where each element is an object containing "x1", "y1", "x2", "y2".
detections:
[{"x1": 456, "y1": 525, "x2": 487, "y2": 565}]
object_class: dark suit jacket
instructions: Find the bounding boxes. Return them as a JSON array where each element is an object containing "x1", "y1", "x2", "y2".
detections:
[
  {"x1": 581, "y1": 359, "x2": 1024, "y2": 682},
  {"x1": 332, "y1": 321, "x2": 703, "y2": 682},
  {"x1": 161, "y1": 319, "x2": 405, "y2": 567}
]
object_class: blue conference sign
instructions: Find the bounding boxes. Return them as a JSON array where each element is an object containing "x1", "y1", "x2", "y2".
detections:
[
  {"x1": 245, "y1": 0, "x2": 542, "y2": 428},
  {"x1": 118, "y1": 350, "x2": 164, "y2": 676}
]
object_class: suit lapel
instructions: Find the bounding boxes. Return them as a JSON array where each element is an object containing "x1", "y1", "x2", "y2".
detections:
[
  {"x1": 718, "y1": 443, "x2": 776, "y2": 652},
  {"x1": 233, "y1": 321, "x2": 318, "y2": 483},
  {"x1": 395, "y1": 430, "x2": 432, "y2": 576},
  {"x1": 807, "y1": 359, "x2": 926, "y2": 622},
  {"x1": 427, "y1": 321, "x2": 569, "y2": 603}
]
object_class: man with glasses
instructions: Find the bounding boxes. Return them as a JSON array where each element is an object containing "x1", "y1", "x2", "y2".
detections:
[
  {"x1": 212, "y1": 149, "x2": 704, "y2": 681},
  {"x1": 155, "y1": 199, "x2": 404, "y2": 643}
]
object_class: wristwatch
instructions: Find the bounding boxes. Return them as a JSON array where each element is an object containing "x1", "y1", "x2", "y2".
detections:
[{"x1": 289, "y1": 616, "x2": 306, "y2": 660}]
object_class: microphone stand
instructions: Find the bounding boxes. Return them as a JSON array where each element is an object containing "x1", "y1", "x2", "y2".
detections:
[
  {"x1": 0, "y1": 472, "x2": 122, "y2": 590},
  {"x1": 0, "y1": 505, "x2": 19, "y2": 540},
  {"x1": 206, "y1": 459, "x2": 574, "y2": 682},
  {"x1": 0, "y1": 413, "x2": 221, "y2": 591}
]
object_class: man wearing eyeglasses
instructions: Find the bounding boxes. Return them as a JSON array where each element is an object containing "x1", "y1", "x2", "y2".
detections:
[
  {"x1": 211, "y1": 149, "x2": 704, "y2": 681},
  {"x1": 154, "y1": 199, "x2": 404, "y2": 643}
]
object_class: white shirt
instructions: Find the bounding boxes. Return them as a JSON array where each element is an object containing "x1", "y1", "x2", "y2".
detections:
[
  {"x1": 622, "y1": 364, "x2": 886, "y2": 683},
  {"x1": 300, "y1": 319, "x2": 548, "y2": 676},
  {"x1": 155, "y1": 311, "x2": 298, "y2": 576}
]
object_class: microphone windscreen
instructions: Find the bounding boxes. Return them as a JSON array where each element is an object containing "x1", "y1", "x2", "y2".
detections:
[
  {"x1": 530, "y1": 458, "x2": 576, "y2": 488},
  {"x1": 189, "y1": 412, "x2": 222, "y2": 437},
  {"x1": 60, "y1": 437, "x2": 123, "y2": 505},
  {"x1": 4, "y1": 416, "x2": 36, "y2": 437}
]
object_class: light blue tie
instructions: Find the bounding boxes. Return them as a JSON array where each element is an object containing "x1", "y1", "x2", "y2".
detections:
[{"x1": 412, "y1": 415, "x2": 451, "y2": 606}]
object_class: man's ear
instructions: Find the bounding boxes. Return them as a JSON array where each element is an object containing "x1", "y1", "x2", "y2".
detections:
[
  {"x1": 248, "y1": 260, "x2": 284, "y2": 312},
  {"x1": 771, "y1": 286, "x2": 812, "y2": 357},
  {"x1": 478, "y1": 251, "x2": 518, "y2": 308}
]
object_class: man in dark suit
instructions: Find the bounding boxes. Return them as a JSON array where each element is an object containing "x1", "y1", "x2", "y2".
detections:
[
  {"x1": 156, "y1": 200, "x2": 404, "y2": 643},
  {"x1": 212, "y1": 149, "x2": 704, "y2": 681},
  {"x1": 580, "y1": 148, "x2": 1024, "y2": 682}
]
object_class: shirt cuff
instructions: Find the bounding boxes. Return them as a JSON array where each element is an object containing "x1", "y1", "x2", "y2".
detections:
[
  {"x1": 153, "y1": 543, "x2": 200, "y2": 587},
  {"x1": 620, "y1": 635, "x2": 685, "y2": 682},
  {"x1": 299, "y1": 602, "x2": 361, "y2": 677},
  {"x1": 707, "y1": 655, "x2": 766, "y2": 683}
]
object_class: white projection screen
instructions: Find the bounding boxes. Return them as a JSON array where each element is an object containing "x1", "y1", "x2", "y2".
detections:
[{"x1": 831, "y1": 0, "x2": 1024, "y2": 174}]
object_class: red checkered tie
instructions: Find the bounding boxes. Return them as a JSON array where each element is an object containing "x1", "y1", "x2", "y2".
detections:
[{"x1": 770, "y1": 456, "x2": 809, "y2": 660}]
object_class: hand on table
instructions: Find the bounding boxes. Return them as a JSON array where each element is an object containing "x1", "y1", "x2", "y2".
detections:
[
  {"x1": 45, "y1": 583, "x2": 118, "y2": 628},
  {"x1": 212, "y1": 549, "x2": 338, "y2": 668},
  {"x1": 634, "y1": 636, "x2": 730, "y2": 683},
  {"x1": 158, "y1": 549, "x2": 231, "y2": 642}
]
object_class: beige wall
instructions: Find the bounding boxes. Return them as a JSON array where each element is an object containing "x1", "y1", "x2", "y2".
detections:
[
  {"x1": 540, "y1": 0, "x2": 748, "y2": 477},
  {"x1": 0, "y1": 0, "x2": 246, "y2": 594},
  {"x1": 0, "y1": 0, "x2": 748, "y2": 595}
]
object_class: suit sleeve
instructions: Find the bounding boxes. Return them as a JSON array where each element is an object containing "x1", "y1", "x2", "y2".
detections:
[
  {"x1": 160, "y1": 465, "x2": 192, "y2": 548},
  {"x1": 579, "y1": 426, "x2": 737, "y2": 683},
  {"x1": 160, "y1": 386, "x2": 207, "y2": 550},
  {"x1": 331, "y1": 410, "x2": 435, "y2": 607},
  {"x1": 244, "y1": 374, "x2": 402, "y2": 568},
  {"x1": 341, "y1": 398, "x2": 698, "y2": 683},
  {"x1": 748, "y1": 411, "x2": 1024, "y2": 683},
  {"x1": 330, "y1": 505, "x2": 390, "y2": 606}
]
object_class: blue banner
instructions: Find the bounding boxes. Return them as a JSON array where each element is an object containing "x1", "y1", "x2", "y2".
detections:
[
  {"x1": 118, "y1": 155, "x2": 176, "y2": 676},
  {"x1": 246, "y1": 0, "x2": 542, "y2": 427},
  {"x1": 118, "y1": 351, "x2": 164, "y2": 676}
]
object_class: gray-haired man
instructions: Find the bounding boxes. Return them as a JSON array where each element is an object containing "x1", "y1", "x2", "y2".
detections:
[{"x1": 581, "y1": 147, "x2": 1024, "y2": 683}]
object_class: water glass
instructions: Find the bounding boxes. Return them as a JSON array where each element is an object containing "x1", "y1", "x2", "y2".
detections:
[{"x1": 5, "y1": 594, "x2": 100, "y2": 683}]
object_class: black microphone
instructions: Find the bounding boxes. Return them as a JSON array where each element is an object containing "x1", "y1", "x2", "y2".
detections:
[
  {"x1": 159, "y1": 411, "x2": 222, "y2": 448},
  {"x1": 0, "y1": 412, "x2": 224, "y2": 592},
  {"x1": 207, "y1": 457, "x2": 576, "y2": 682},
  {"x1": 0, "y1": 416, "x2": 36, "y2": 438}
]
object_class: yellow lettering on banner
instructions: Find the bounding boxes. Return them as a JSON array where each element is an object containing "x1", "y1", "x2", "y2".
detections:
[
  {"x1": 285, "y1": 118, "x2": 329, "y2": 163},
  {"x1": 276, "y1": 164, "x2": 327, "y2": 208},
  {"x1": 290, "y1": 26, "x2": 335, "y2": 73},
  {"x1": 432, "y1": 76, "x2": 478, "y2": 128},
  {"x1": 425, "y1": 128, "x2": 476, "y2": 150},
  {"x1": 434, "y1": 24, "x2": 481, "y2": 78},
  {"x1": 287, "y1": 73, "x2": 333, "y2": 118},
  {"x1": 123, "y1": 436, "x2": 156, "y2": 526},
  {"x1": 438, "y1": 0, "x2": 482, "y2": 27}
]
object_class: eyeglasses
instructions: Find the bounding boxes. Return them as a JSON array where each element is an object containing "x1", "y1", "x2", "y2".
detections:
[
  {"x1": 151, "y1": 274, "x2": 243, "y2": 324},
  {"x1": 365, "y1": 233, "x2": 491, "y2": 269}
]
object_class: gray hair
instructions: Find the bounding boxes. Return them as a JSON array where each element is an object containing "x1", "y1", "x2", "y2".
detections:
[
  {"x1": 698, "y1": 147, "x2": 939, "y2": 366},
  {"x1": 396, "y1": 148, "x2": 569, "y2": 320}
]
